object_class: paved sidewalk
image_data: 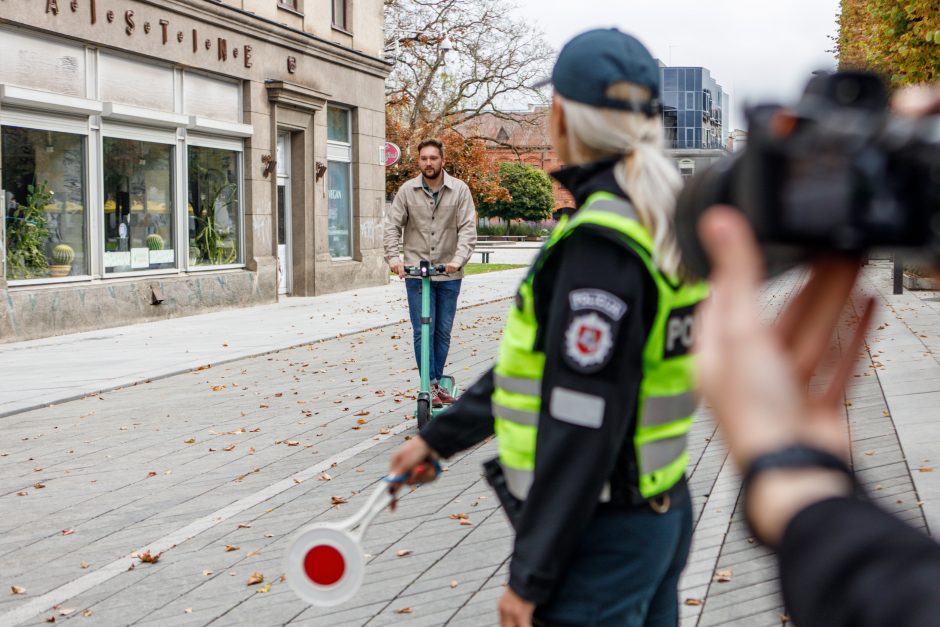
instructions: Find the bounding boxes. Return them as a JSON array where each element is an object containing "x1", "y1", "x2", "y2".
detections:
[
  {"x1": 0, "y1": 261, "x2": 935, "y2": 626},
  {"x1": 0, "y1": 268, "x2": 529, "y2": 418}
]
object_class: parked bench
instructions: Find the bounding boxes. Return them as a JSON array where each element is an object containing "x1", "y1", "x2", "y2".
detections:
[{"x1": 477, "y1": 250, "x2": 492, "y2": 264}]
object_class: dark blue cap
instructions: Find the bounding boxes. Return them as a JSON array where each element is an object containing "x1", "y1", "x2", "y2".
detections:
[{"x1": 547, "y1": 29, "x2": 661, "y2": 116}]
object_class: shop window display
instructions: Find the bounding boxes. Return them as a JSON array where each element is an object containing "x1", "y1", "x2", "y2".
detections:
[
  {"x1": 187, "y1": 146, "x2": 240, "y2": 266},
  {"x1": 2, "y1": 127, "x2": 87, "y2": 280},
  {"x1": 102, "y1": 138, "x2": 175, "y2": 273}
]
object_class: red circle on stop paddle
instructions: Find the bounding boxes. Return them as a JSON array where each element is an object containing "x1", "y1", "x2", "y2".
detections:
[{"x1": 304, "y1": 544, "x2": 346, "y2": 586}]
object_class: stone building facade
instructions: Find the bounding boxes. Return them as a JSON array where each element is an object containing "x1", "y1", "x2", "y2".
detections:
[{"x1": 0, "y1": 0, "x2": 389, "y2": 342}]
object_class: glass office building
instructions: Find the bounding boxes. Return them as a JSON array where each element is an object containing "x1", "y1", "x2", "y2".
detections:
[{"x1": 660, "y1": 67, "x2": 728, "y2": 150}]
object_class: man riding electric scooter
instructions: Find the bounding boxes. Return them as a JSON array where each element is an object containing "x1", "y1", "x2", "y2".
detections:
[{"x1": 383, "y1": 138, "x2": 477, "y2": 412}]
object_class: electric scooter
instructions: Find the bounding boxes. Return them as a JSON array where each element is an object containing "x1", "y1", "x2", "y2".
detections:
[{"x1": 404, "y1": 261, "x2": 459, "y2": 429}]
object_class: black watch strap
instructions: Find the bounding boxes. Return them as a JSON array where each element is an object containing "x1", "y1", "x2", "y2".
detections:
[
  {"x1": 742, "y1": 445, "x2": 859, "y2": 547},
  {"x1": 742, "y1": 445, "x2": 855, "y2": 495}
]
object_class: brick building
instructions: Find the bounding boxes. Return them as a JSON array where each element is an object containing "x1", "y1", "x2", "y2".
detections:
[{"x1": 460, "y1": 108, "x2": 575, "y2": 213}]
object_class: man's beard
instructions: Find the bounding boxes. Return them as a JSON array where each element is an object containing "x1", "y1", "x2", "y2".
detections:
[{"x1": 423, "y1": 165, "x2": 442, "y2": 179}]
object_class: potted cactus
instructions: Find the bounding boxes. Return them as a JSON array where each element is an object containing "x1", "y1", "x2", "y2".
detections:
[
  {"x1": 49, "y1": 243, "x2": 74, "y2": 277},
  {"x1": 146, "y1": 233, "x2": 164, "y2": 251}
]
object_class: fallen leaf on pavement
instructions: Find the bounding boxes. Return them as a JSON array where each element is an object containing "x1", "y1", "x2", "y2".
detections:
[
  {"x1": 82, "y1": 610, "x2": 93, "y2": 617},
  {"x1": 450, "y1": 580, "x2": 459, "y2": 588},
  {"x1": 246, "y1": 572, "x2": 264, "y2": 586},
  {"x1": 919, "y1": 467, "x2": 934, "y2": 473},
  {"x1": 713, "y1": 568, "x2": 733, "y2": 583},
  {"x1": 45, "y1": 616, "x2": 55, "y2": 623},
  {"x1": 80, "y1": 561, "x2": 90, "y2": 569},
  {"x1": 286, "y1": 441, "x2": 300, "y2": 447},
  {"x1": 319, "y1": 473, "x2": 332, "y2": 481},
  {"x1": 225, "y1": 545, "x2": 240, "y2": 552},
  {"x1": 257, "y1": 582, "x2": 272, "y2": 593},
  {"x1": 34, "y1": 482, "x2": 46, "y2": 489},
  {"x1": 355, "y1": 410, "x2": 370, "y2": 417},
  {"x1": 395, "y1": 607, "x2": 412, "y2": 614},
  {"x1": 16, "y1": 491, "x2": 28, "y2": 496},
  {"x1": 248, "y1": 447, "x2": 256, "y2": 455},
  {"x1": 58, "y1": 609, "x2": 75, "y2": 616},
  {"x1": 396, "y1": 549, "x2": 412, "y2": 557},
  {"x1": 11, "y1": 584, "x2": 26, "y2": 594},
  {"x1": 223, "y1": 444, "x2": 236, "y2": 452},
  {"x1": 237, "y1": 523, "x2": 252, "y2": 529},
  {"x1": 264, "y1": 533, "x2": 274, "y2": 538},
  {"x1": 139, "y1": 551, "x2": 160, "y2": 564},
  {"x1": 684, "y1": 598, "x2": 703, "y2": 606},
  {"x1": 62, "y1": 529, "x2": 75, "y2": 536},
  {"x1": 184, "y1": 608, "x2": 192, "y2": 614},
  {"x1": 147, "y1": 471, "x2": 157, "y2": 477},
  {"x1": 331, "y1": 496, "x2": 348, "y2": 505}
]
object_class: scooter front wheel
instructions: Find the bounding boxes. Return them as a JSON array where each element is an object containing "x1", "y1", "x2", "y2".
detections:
[{"x1": 416, "y1": 397, "x2": 431, "y2": 430}]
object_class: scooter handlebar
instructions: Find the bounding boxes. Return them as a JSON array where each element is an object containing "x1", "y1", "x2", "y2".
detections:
[{"x1": 403, "y1": 264, "x2": 448, "y2": 277}]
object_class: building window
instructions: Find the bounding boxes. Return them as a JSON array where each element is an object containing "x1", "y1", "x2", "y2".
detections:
[
  {"x1": 102, "y1": 137, "x2": 175, "y2": 273},
  {"x1": 327, "y1": 106, "x2": 352, "y2": 258},
  {"x1": 278, "y1": 0, "x2": 298, "y2": 10},
  {"x1": 188, "y1": 146, "x2": 241, "y2": 267},
  {"x1": 332, "y1": 0, "x2": 348, "y2": 31},
  {"x1": 2, "y1": 126, "x2": 87, "y2": 280}
]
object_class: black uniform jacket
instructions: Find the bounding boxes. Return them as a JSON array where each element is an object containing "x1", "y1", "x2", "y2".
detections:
[
  {"x1": 420, "y1": 158, "x2": 676, "y2": 604},
  {"x1": 780, "y1": 496, "x2": 940, "y2": 626}
]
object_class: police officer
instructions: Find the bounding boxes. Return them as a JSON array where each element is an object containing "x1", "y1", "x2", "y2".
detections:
[{"x1": 389, "y1": 29, "x2": 707, "y2": 626}]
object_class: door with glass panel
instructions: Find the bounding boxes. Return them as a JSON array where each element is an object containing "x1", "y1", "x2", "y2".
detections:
[{"x1": 276, "y1": 132, "x2": 291, "y2": 296}]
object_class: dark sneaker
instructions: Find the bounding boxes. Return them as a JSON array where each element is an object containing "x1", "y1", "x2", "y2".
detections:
[
  {"x1": 431, "y1": 391, "x2": 443, "y2": 409},
  {"x1": 435, "y1": 385, "x2": 456, "y2": 405}
]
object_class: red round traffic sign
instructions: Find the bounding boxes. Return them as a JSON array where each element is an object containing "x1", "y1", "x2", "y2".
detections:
[{"x1": 384, "y1": 142, "x2": 401, "y2": 167}]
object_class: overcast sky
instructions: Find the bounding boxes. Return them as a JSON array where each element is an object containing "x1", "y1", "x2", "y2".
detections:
[{"x1": 511, "y1": 0, "x2": 841, "y2": 130}]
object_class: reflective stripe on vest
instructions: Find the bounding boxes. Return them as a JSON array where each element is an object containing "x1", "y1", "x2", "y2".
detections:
[{"x1": 492, "y1": 192, "x2": 707, "y2": 501}]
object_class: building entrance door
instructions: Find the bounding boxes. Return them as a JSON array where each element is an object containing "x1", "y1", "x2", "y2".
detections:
[{"x1": 276, "y1": 132, "x2": 292, "y2": 296}]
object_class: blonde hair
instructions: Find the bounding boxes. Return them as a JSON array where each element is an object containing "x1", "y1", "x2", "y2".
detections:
[{"x1": 559, "y1": 94, "x2": 684, "y2": 277}]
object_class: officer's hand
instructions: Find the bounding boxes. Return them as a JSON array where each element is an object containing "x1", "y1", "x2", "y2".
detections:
[
  {"x1": 498, "y1": 588, "x2": 535, "y2": 627},
  {"x1": 444, "y1": 262, "x2": 461, "y2": 275},
  {"x1": 387, "y1": 436, "x2": 439, "y2": 501},
  {"x1": 390, "y1": 262, "x2": 406, "y2": 279}
]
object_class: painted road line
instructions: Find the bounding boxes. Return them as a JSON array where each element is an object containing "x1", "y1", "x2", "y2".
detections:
[{"x1": 0, "y1": 421, "x2": 412, "y2": 627}]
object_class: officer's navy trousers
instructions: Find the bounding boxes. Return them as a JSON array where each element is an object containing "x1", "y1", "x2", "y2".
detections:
[{"x1": 535, "y1": 482, "x2": 693, "y2": 627}]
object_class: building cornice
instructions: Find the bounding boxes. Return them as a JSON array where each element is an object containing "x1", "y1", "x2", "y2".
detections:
[{"x1": 142, "y1": 0, "x2": 392, "y2": 79}]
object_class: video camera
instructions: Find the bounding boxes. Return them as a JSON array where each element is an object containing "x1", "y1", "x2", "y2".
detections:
[{"x1": 676, "y1": 71, "x2": 940, "y2": 279}]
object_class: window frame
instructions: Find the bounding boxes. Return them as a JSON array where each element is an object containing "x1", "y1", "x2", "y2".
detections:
[
  {"x1": 325, "y1": 106, "x2": 354, "y2": 260},
  {"x1": 1, "y1": 109, "x2": 94, "y2": 286},
  {"x1": 332, "y1": 0, "x2": 350, "y2": 33},
  {"x1": 99, "y1": 124, "x2": 179, "y2": 278},
  {"x1": 184, "y1": 134, "x2": 245, "y2": 272}
]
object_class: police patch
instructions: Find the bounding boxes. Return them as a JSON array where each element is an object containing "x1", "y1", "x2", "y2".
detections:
[
  {"x1": 564, "y1": 312, "x2": 614, "y2": 372},
  {"x1": 569, "y1": 289, "x2": 628, "y2": 321}
]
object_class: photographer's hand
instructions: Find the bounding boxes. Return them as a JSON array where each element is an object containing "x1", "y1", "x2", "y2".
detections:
[{"x1": 695, "y1": 207, "x2": 873, "y2": 544}]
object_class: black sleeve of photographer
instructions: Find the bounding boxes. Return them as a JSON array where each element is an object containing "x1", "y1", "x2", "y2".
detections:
[
  {"x1": 780, "y1": 497, "x2": 940, "y2": 626},
  {"x1": 508, "y1": 227, "x2": 654, "y2": 604}
]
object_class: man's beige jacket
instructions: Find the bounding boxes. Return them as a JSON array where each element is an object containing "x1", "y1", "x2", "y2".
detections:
[{"x1": 384, "y1": 171, "x2": 477, "y2": 281}]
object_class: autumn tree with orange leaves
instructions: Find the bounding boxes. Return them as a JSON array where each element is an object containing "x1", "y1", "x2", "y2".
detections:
[
  {"x1": 836, "y1": 0, "x2": 940, "y2": 87},
  {"x1": 383, "y1": 0, "x2": 552, "y2": 206}
]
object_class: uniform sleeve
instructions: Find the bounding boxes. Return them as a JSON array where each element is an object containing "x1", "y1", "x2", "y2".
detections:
[
  {"x1": 779, "y1": 496, "x2": 940, "y2": 626},
  {"x1": 508, "y1": 227, "x2": 655, "y2": 604},
  {"x1": 419, "y1": 368, "x2": 495, "y2": 459},
  {"x1": 384, "y1": 189, "x2": 408, "y2": 265}
]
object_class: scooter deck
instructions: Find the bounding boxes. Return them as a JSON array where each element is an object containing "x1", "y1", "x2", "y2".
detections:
[{"x1": 431, "y1": 375, "x2": 458, "y2": 417}]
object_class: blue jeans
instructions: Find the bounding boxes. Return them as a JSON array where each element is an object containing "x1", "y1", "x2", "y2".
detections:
[
  {"x1": 405, "y1": 278, "x2": 461, "y2": 383},
  {"x1": 535, "y1": 483, "x2": 693, "y2": 627}
]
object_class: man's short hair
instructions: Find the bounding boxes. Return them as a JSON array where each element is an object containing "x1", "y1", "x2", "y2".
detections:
[{"x1": 417, "y1": 138, "x2": 444, "y2": 157}]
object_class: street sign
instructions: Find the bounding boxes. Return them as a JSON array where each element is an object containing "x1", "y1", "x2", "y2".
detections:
[{"x1": 383, "y1": 142, "x2": 401, "y2": 167}]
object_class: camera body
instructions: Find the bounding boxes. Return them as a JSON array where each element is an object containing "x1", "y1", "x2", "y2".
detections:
[{"x1": 676, "y1": 71, "x2": 940, "y2": 279}]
